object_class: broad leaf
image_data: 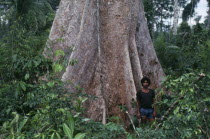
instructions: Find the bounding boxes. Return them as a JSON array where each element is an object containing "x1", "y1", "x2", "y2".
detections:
[
  {"x1": 74, "y1": 133, "x2": 86, "y2": 139},
  {"x1": 63, "y1": 123, "x2": 73, "y2": 139}
]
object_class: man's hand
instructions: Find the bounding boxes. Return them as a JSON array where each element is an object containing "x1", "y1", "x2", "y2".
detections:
[
  {"x1": 153, "y1": 111, "x2": 156, "y2": 117},
  {"x1": 137, "y1": 113, "x2": 141, "y2": 119}
]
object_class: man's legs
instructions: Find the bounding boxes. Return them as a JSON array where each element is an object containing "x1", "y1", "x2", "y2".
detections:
[
  {"x1": 140, "y1": 108, "x2": 154, "y2": 123},
  {"x1": 140, "y1": 116, "x2": 147, "y2": 124},
  {"x1": 147, "y1": 108, "x2": 154, "y2": 122}
]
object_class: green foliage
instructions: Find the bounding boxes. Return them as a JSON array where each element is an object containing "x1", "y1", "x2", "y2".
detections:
[
  {"x1": 130, "y1": 73, "x2": 210, "y2": 139},
  {"x1": 0, "y1": 0, "x2": 54, "y2": 33},
  {"x1": 155, "y1": 22, "x2": 210, "y2": 75},
  {"x1": 154, "y1": 33, "x2": 181, "y2": 71},
  {"x1": 0, "y1": 28, "x2": 52, "y2": 82},
  {"x1": 177, "y1": 22, "x2": 191, "y2": 45},
  {"x1": 158, "y1": 73, "x2": 210, "y2": 138},
  {"x1": 75, "y1": 120, "x2": 128, "y2": 139},
  {"x1": 47, "y1": 0, "x2": 61, "y2": 11}
]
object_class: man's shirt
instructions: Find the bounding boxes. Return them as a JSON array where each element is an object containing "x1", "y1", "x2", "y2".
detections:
[{"x1": 136, "y1": 89, "x2": 155, "y2": 109}]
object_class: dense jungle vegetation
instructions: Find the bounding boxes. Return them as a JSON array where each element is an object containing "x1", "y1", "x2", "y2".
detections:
[{"x1": 0, "y1": 0, "x2": 209, "y2": 138}]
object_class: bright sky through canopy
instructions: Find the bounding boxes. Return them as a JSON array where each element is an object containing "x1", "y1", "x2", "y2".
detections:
[{"x1": 189, "y1": 0, "x2": 208, "y2": 25}]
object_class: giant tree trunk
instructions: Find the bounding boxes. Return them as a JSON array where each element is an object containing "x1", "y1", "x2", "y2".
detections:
[{"x1": 47, "y1": 0, "x2": 165, "y2": 125}]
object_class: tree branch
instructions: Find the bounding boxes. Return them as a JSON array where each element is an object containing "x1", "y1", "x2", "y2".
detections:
[{"x1": 126, "y1": 111, "x2": 140, "y2": 138}]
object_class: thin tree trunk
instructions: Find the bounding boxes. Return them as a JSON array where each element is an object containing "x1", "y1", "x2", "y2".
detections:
[
  {"x1": 172, "y1": 0, "x2": 179, "y2": 35},
  {"x1": 47, "y1": 0, "x2": 165, "y2": 125},
  {"x1": 208, "y1": 5, "x2": 210, "y2": 28}
]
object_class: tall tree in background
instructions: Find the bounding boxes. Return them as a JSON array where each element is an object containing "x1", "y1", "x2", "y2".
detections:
[
  {"x1": 47, "y1": 0, "x2": 165, "y2": 125},
  {"x1": 0, "y1": 0, "x2": 59, "y2": 34},
  {"x1": 172, "y1": 0, "x2": 189, "y2": 35},
  {"x1": 47, "y1": 0, "x2": 61, "y2": 10},
  {"x1": 172, "y1": 0, "x2": 180, "y2": 35},
  {"x1": 143, "y1": 0, "x2": 189, "y2": 36},
  {"x1": 153, "y1": 0, "x2": 173, "y2": 32},
  {"x1": 143, "y1": 0, "x2": 174, "y2": 34},
  {"x1": 143, "y1": 0, "x2": 155, "y2": 38},
  {"x1": 182, "y1": 0, "x2": 200, "y2": 22},
  {"x1": 0, "y1": 17, "x2": 7, "y2": 39},
  {"x1": 207, "y1": 0, "x2": 210, "y2": 28}
]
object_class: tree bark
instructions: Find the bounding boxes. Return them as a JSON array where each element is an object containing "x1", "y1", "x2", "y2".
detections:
[
  {"x1": 47, "y1": 0, "x2": 165, "y2": 125},
  {"x1": 207, "y1": 4, "x2": 210, "y2": 29},
  {"x1": 172, "y1": 0, "x2": 179, "y2": 35}
]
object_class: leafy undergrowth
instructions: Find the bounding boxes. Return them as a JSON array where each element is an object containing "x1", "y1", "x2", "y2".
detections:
[
  {"x1": 134, "y1": 73, "x2": 210, "y2": 139},
  {"x1": 0, "y1": 60, "x2": 209, "y2": 139}
]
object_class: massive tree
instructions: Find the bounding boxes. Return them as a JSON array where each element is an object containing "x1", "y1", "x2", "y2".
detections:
[{"x1": 47, "y1": 0, "x2": 164, "y2": 125}]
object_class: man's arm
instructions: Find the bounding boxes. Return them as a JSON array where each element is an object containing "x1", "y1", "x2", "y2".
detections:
[
  {"x1": 137, "y1": 99, "x2": 141, "y2": 118},
  {"x1": 136, "y1": 92, "x2": 141, "y2": 118},
  {"x1": 152, "y1": 90, "x2": 156, "y2": 117},
  {"x1": 153, "y1": 98, "x2": 156, "y2": 117}
]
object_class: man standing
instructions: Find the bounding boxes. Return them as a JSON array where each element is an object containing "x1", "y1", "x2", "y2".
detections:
[{"x1": 136, "y1": 77, "x2": 156, "y2": 123}]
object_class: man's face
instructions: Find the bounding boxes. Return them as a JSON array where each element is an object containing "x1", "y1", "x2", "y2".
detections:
[{"x1": 142, "y1": 80, "x2": 149, "y2": 88}]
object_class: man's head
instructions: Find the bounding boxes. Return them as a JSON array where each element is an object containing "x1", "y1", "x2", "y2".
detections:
[{"x1": 141, "y1": 77, "x2": 151, "y2": 88}]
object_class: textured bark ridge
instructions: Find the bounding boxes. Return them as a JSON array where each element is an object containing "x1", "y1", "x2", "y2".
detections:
[{"x1": 48, "y1": 0, "x2": 165, "y2": 124}]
